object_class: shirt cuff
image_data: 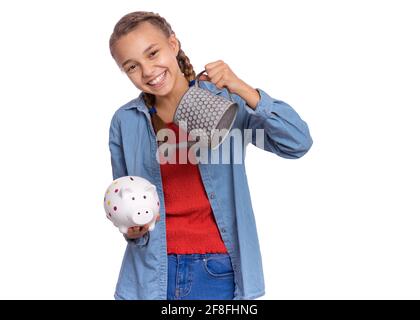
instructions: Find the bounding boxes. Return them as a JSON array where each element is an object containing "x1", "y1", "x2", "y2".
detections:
[{"x1": 123, "y1": 232, "x2": 150, "y2": 246}]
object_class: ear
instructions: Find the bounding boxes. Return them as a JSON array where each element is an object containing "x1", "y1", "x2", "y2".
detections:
[{"x1": 168, "y1": 33, "x2": 180, "y2": 56}]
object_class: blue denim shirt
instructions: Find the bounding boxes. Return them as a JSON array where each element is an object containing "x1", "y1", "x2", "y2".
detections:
[{"x1": 108, "y1": 80, "x2": 313, "y2": 300}]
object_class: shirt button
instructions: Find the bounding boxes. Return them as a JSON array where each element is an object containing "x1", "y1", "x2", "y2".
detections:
[
  {"x1": 209, "y1": 192, "x2": 215, "y2": 199},
  {"x1": 221, "y1": 228, "x2": 226, "y2": 233}
]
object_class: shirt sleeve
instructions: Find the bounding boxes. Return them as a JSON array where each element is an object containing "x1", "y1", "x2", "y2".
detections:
[
  {"x1": 108, "y1": 111, "x2": 150, "y2": 245},
  {"x1": 108, "y1": 111, "x2": 128, "y2": 180},
  {"x1": 235, "y1": 88, "x2": 313, "y2": 159}
]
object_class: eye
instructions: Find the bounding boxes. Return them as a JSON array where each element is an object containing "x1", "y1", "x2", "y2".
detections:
[
  {"x1": 150, "y1": 50, "x2": 158, "y2": 58},
  {"x1": 143, "y1": 195, "x2": 147, "y2": 199},
  {"x1": 126, "y1": 64, "x2": 137, "y2": 73}
]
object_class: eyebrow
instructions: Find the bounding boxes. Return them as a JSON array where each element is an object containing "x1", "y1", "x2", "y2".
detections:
[{"x1": 121, "y1": 43, "x2": 159, "y2": 68}]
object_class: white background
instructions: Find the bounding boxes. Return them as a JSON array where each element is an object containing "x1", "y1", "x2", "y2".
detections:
[{"x1": 0, "y1": 0, "x2": 419, "y2": 299}]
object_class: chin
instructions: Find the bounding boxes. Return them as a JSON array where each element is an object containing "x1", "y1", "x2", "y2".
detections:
[
  {"x1": 156, "y1": 86, "x2": 173, "y2": 97},
  {"x1": 151, "y1": 82, "x2": 175, "y2": 97}
]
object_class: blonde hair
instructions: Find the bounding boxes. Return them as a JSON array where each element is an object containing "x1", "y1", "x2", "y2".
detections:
[{"x1": 109, "y1": 11, "x2": 196, "y2": 108}]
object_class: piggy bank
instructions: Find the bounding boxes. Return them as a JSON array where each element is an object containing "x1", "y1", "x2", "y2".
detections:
[{"x1": 103, "y1": 176, "x2": 160, "y2": 234}]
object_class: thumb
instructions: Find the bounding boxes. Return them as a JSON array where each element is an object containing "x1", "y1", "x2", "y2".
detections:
[{"x1": 198, "y1": 74, "x2": 211, "y2": 81}]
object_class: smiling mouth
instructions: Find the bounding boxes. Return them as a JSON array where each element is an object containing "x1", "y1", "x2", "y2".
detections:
[{"x1": 147, "y1": 71, "x2": 167, "y2": 88}]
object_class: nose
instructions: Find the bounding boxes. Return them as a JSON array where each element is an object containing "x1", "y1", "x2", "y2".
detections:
[{"x1": 142, "y1": 63, "x2": 157, "y2": 82}]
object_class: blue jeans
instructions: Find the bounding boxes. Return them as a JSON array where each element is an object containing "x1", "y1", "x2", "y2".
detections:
[{"x1": 167, "y1": 253, "x2": 235, "y2": 300}]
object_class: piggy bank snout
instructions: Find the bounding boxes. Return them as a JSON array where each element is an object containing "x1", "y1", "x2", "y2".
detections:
[{"x1": 131, "y1": 208, "x2": 155, "y2": 225}]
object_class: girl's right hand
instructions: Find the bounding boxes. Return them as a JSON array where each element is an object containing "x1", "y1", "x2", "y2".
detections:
[
  {"x1": 125, "y1": 213, "x2": 160, "y2": 239},
  {"x1": 126, "y1": 225, "x2": 148, "y2": 239}
]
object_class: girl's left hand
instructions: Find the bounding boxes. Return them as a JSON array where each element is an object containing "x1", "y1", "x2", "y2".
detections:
[{"x1": 198, "y1": 60, "x2": 246, "y2": 95}]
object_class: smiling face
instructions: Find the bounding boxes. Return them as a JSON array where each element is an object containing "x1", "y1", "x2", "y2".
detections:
[{"x1": 111, "y1": 21, "x2": 184, "y2": 97}]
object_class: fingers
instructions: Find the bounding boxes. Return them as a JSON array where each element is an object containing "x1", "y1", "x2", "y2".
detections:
[
  {"x1": 204, "y1": 60, "x2": 225, "y2": 71},
  {"x1": 126, "y1": 225, "x2": 148, "y2": 239},
  {"x1": 126, "y1": 215, "x2": 161, "y2": 239},
  {"x1": 126, "y1": 226, "x2": 138, "y2": 239}
]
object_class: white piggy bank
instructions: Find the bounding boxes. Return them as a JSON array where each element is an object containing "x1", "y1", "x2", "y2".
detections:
[{"x1": 103, "y1": 176, "x2": 160, "y2": 234}]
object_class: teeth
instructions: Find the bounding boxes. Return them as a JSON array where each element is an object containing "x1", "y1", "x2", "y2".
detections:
[{"x1": 148, "y1": 71, "x2": 166, "y2": 85}]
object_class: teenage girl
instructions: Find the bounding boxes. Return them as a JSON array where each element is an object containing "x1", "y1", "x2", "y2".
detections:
[{"x1": 108, "y1": 11, "x2": 312, "y2": 300}]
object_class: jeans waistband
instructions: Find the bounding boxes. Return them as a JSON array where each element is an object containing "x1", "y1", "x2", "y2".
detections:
[{"x1": 167, "y1": 253, "x2": 230, "y2": 260}]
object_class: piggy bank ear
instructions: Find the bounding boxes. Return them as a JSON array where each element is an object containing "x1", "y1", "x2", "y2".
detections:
[
  {"x1": 119, "y1": 187, "x2": 133, "y2": 199},
  {"x1": 145, "y1": 184, "x2": 157, "y2": 193}
]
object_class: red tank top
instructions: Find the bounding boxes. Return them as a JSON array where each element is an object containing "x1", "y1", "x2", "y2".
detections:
[{"x1": 157, "y1": 121, "x2": 228, "y2": 254}]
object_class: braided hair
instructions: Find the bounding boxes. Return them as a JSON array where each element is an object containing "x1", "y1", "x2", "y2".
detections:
[{"x1": 109, "y1": 11, "x2": 196, "y2": 108}]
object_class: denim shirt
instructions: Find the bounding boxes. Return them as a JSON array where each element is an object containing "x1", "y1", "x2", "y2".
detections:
[{"x1": 108, "y1": 80, "x2": 313, "y2": 300}]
